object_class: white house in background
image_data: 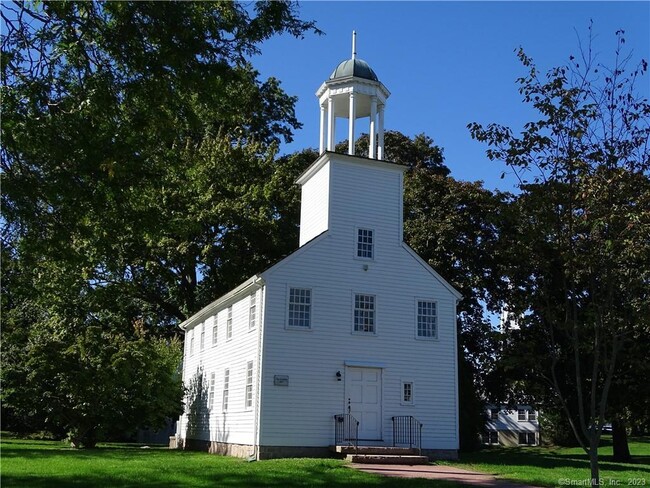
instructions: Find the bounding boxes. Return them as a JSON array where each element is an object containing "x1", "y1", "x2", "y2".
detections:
[
  {"x1": 172, "y1": 34, "x2": 462, "y2": 460},
  {"x1": 483, "y1": 405, "x2": 540, "y2": 447}
]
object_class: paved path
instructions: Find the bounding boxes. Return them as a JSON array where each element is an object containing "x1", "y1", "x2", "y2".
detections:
[{"x1": 348, "y1": 463, "x2": 541, "y2": 487}]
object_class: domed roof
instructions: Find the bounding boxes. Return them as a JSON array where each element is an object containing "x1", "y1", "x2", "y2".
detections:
[{"x1": 329, "y1": 58, "x2": 379, "y2": 82}]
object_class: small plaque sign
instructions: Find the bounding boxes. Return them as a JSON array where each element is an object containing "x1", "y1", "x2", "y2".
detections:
[{"x1": 274, "y1": 375, "x2": 289, "y2": 386}]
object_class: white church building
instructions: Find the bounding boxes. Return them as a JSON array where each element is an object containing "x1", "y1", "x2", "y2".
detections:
[{"x1": 172, "y1": 35, "x2": 462, "y2": 460}]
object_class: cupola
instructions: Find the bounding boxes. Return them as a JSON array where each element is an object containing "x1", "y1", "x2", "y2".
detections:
[{"x1": 316, "y1": 31, "x2": 390, "y2": 159}]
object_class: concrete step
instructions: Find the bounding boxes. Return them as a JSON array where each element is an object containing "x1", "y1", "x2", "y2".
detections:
[
  {"x1": 346, "y1": 454, "x2": 429, "y2": 465},
  {"x1": 332, "y1": 445, "x2": 419, "y2": 455}
]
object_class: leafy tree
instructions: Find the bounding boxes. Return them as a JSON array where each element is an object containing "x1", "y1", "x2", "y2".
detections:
[
  {"x1": 469, "y1": 27, "x2": 649, "y2": 480},
  {"x1": 1, "y1": 1, "x2": 318, "y2": 445}
]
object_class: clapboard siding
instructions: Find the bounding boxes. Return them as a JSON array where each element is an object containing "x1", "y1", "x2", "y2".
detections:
[
  {"x1": 258, "y1": 153, "x2": 459, "y2": 450},
  {"x1": 178, "y1": 289, "x2": 261, "y2": 446},
  {"x1": 299, "y1": 161, "x2": 330, "y2": 246}
]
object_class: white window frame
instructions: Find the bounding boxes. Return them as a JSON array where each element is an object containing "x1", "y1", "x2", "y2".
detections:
[
  {"x1": 355, "y1": 227, "x2": 374, "y2": 260},
  {"x1": 484, "y1": 430, "x2": 499, "y2": 445},
  {"x1": 401, "y1": 380, "x2": 414, "y2": 406},
  {"x1": 529, "y1": 410, "x2": 537, "y2": 421},
  {"x1": 199, "y1": 323, "x2": 205, "y2": 351},
  {"x1": 208, "y1": 372, "x2": 215, "y2": 410},
  {"x1": 222, "y1": 368, "x2": 229, "y2": 412},
  {"x1": 415, "y1": 299, "x2": 438, "y2": 340},
  {"x1": 212, "y1": 318, "x2": 218, "y2": 347},
  {"x1": 245, "y1": 361, "x2": 253, "y2": 409},
  {"x1": 518, "y1": 408, "x2": 527, "y2": 421},
  {"x1": 189, "y1": 330, "x2": 194, "y2": 355},
  {"x1": 226, "y1": 306, "x2": 233, "y2": 340},
  {"x1": 286, "y1": 287, "x2": 312, "y2": 330},
  {"x1": 353, "y1": 293, "x2": 376, "y2": 334},
  {"x1": 249, "y1": 293, "x2": 257, "y2": 331},
  {"x1": 518, "y1": 432, "x2": 536, "y2": 445},
  {"x1": 490, "y1": 408, "x2": 499, "y2": 421}
]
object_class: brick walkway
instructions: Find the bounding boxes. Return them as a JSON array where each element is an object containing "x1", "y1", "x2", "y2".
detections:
[{"x1": 348, "y1": 463, "x2": 541, "y2": 487}]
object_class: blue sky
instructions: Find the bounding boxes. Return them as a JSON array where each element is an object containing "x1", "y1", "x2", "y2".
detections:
[{"x1": 253, "y1": 1, "x2": 650, "y2": 191}]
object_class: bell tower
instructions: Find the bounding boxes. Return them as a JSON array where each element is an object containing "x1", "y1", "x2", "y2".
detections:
[{"x1": 316, "y1": 31, "x2": 390, "y2": 159}]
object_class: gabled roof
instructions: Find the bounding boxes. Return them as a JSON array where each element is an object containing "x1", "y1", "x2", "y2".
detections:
[{"x1": 401, "y1": 243, "x2": 463, "y2": 301}]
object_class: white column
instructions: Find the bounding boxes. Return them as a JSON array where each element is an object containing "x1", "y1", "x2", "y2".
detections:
[
  {"x1": 327, "y1": 97, "x2": 335, "y2": 151},
  {"x1": 378, "y1": 104, "x2": 385, "y2": 160},
  {"x1": 348, "y1": 92, "x2": 356, "y2": 155},
  {"x1": 369, "y1": 96, "x2": 377, "y2": 159},
  {"x1": 319, "y1": 103, "x2": 326, "y2": 153}
]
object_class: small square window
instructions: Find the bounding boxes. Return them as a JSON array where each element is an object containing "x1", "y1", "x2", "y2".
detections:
[
  {"x1": 356, "y1": 228, "x2": 374, "y2": 259},
  {"x1": 529, "y1": 410, "x2": 537, "y2": 421},
  {"x1": 518, "y1": 409, "x2": 527, "y2": 421},
  {"x1": 354, "y1": 294, "x2": 375, "y2": 333},
  {"x1": 288, "y1": 288, "x2": 311, "y2": 328}
]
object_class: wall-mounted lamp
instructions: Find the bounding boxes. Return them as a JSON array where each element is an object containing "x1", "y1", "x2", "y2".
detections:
[
  {"x1": 362, "y1": 264, "x2": 369, "y2": 271},
  {"x1": 336, "y1": 371, "x2": 342, "y2": 381}
]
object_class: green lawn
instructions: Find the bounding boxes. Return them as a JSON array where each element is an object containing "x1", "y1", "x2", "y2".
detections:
[
  {"x1": 3, "y1": 434, "x2": 649, "y2": 487},
  {"x1": 0, "y1": 436, "x2": 456, "y2": 488},
  {"x1": 445, "y1": 437, "x2": 650, "y2": 487}
]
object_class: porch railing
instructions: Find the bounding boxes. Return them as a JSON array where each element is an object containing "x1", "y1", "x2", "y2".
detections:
[
  {"x1": 334, "y1": 414, "x2": 359, "y2": 451},
  {"x1": 392, "y1": 415, "x2": 423, "y2": 453}
]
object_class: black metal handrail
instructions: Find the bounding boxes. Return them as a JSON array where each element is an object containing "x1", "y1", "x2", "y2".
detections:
[
  {"x1": 334, "y1": 414, "x2": 359, "y2": 451},
  {"x1": 392, "y1": 415, "x2": 423, "y2": 453}
]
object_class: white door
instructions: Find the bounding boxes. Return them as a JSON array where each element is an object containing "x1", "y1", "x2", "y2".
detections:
[{"x1": 345, "y1": 367, "x2": 382, "y2": 440}]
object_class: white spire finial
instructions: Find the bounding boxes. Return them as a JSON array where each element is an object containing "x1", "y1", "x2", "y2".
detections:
[{"x1": 352, "y1": 30, "x2": 357, "y2": 60}]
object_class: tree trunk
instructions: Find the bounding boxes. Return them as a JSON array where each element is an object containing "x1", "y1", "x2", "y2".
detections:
[
  {"x1": 612, "y1": 418, "x2": 631, "y2": 462},
  {"x1": 589, "y1": 437, "x2": 600, "y2": 486}
]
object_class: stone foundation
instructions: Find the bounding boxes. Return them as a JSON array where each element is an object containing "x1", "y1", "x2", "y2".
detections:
[
  {"x1": 169, "y1": 437, "x2": 256, "y2": 458},
  {"x1": 170, "y1": 437, "x2": 458, "y2": 462}
]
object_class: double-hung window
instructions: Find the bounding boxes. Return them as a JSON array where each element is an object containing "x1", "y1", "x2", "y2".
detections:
[
  {"x1": 200, "y1": 323, "x2": 205, "y2": 351},
  {"x1": 245, "y1": 361, "x2": 253, "y2": 409},
  {"x1": 518, "y1": 409, "x2": 527, "y2": 421},
  {"x1": 401, "y1": 381, "x2": 414, "y2": 405},
  {"x1": 212, "y1": 319, "x2": 218, "y2": 346},
  {"x1": 354, "y1": 294, "x2": 375, "y2": 333},
  {"x1": 484, "y1": 431, "x2": 498, "y2": 445},
  {"x1": 519, "y1": 432, "x2": 536, "y2": 445},
  {"x1": 249, "y1": 294, "x2": 257, "y2": 330},
  {"x1": 208, "y1": 372, "x2": 215, "y2": 410},
  {"x1": 226, "y1": 306, "x2": 233, "y2": 340},
  {"x1": 417, "y1": 300, "x2": 437, "y2": 339},
  {"x1": 222, "y1": 369, "x2": 229, "y2": 412},
  {"x1": 189, "y1": 330, "x2": 194, "y2": 355},
  {"x1": 356, "y1": 228, "x2": 374, "y2": 259},
  {"x1": 288, "y1": 288, "x2": 311, "y2": 328}
]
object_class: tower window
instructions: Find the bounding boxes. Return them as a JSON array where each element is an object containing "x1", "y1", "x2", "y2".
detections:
[
  {"x1": 356, "y1": 228, "x2": 374, "y2": 259},
  {"x1": 354, "y1": 294, "x2": 375, "y2": 333}
]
